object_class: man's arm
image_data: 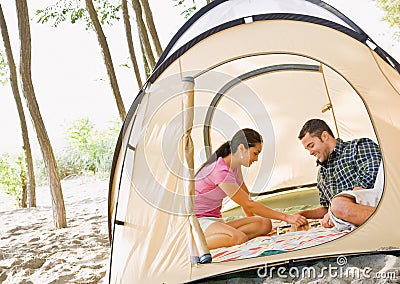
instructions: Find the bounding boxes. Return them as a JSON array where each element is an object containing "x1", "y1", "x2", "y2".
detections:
[
  {"x1": 354, "y1": 138, "x2": 382, "y2": 189},
  {"x1": 298, "y1": 206, "x2": 335, "y2": 228},
  {"x1": 298, "y1": 206, "x2": 328, "y2": 219}
]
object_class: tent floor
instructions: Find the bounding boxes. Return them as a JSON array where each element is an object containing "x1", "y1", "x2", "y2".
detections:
[{"x1": 222, "y1": 187, "x2": 320, "y2": 218}]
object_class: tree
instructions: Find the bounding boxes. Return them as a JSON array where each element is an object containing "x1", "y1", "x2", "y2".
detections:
[
  {"x1": 85, "y1": 0, "x2": 126, "y2": 120},
  {"x1": 140, "y1": 0, "x2": 162, "y2": 57},
  {"x1": 131, "y1": 0, "x2": 156, "y2": 69},
  {"x1": 173, "y1": 0, "x2": 197, "y2": 19},
  {"x1": 0, "y1": 50, "x2": 8, "y2": 85},
  {"x1": 35, "y1": 0, "x2": 164, "y2": 84},
  {"x1": 36, "y1": 0, "x2": 126, "y2": 121},
  {"x1": 122, "y1": 0, "x2": 142, "y2": 88},
  {"x1": 374, "y1": 0, "x2": 400, "y2": 40},
  {"x1": 0, "y1": 4, "x2": 36, "y2": 208},
  {"x1": 140, "y1": 39, "x2": 151, "y2": 77},
  {"x1": 15, "y1": 0, "x2": 67, "y2": 228},
  {"x1": 35, "y1": 0, "x2": 121, "y2": 29}
]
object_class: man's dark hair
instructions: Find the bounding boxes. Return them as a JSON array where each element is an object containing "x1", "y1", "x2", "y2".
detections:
[{"x1": 298, "y1": 119, "x2": 335, "y2": 140}]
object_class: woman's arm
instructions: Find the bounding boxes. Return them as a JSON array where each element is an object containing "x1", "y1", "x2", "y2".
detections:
[
  {"x1": 236, "y1": 168, "x2": 250, "y2": 195},
  {"x1": 219, "y1": 182, "x2": 307, "y2": 226},
  {"x1": 236, "y1": 168, "x2": 254, "y2": 217}
]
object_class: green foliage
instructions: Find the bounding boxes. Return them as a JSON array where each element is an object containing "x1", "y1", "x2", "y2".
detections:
[
  {"x1": 0, "y1": 153, "x2": 26, "y2": 203},
  {"x1": 35, "y1": 118, "x2": 121, "y2": 183},
  {"x1": 0, "y1": 51, "x2": 9, "y2": 85},
  {"x1": 66, "y1": 118, "x2": 94, "y2": 151},
  {"x1": 173, "y1": 0, "x2": 197, "y2": 19},
  {"x1": 374, "y1": 0, "x2": 400, "y2": 40},
  {"x1": 1, "y1": 118, "x2": 119, "y2": 198},
  {"x1": 35, "y1": 0, "x2": 122, "y2": 29}
]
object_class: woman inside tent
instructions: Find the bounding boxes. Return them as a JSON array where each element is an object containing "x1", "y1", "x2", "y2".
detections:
[{"x1": 194, "y1": 128, "x2": 307, "y2": 249}]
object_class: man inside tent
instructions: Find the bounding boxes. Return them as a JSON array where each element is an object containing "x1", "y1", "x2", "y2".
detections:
[{"x1": 297, "y1": 119, "x2": 382, "y2": 231}]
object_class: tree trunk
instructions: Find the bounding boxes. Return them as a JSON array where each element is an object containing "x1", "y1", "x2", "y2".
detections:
[
  {"x1": 139, "y1": 0, "x2": 162, "y2": 58},
  {"x1": 140, "y1": 39, "x2": 151, "y2": 78},
  {"x1": 20, "y1": 166, "x2": 27, "y2": 208},
  {"x1": 15, "y1": 0, "x2": 66, "y2": 228},
  {"x1": 0, "y1": 4, "x2": 36, "y2": 208},
  {"x1": 131, "y1": 0, "x2": 156, "y2": 69},
  {"x1": 122, "y1": 0, "x2": 142, "y2": 89},
  {"x1": 26, "y1": 148, "x2": 36, "y2": 206},
  {"x1": 85, "y1": 0, "x2": 126, "y2": 121}
]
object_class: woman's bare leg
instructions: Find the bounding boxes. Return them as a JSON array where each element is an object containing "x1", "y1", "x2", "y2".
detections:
[
  {"x1": 204, "y1": 222, "x2": 248, "y2": 250},
  {"x1": 204, "y1": 216, "x2": 272, "y2": 249},
  {"x1": 226, "y1": 216, "x2": 272, "y2": 239}
]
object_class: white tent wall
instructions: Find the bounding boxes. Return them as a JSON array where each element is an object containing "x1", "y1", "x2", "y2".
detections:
[
  {"x1": 321, "y1": 66, "x2": 377, "y2": 142},
  {"x1": 198, "y1": 60, "x2": 378, "y2": 212},
  {"x1": 202, "y1": 70, "x2": 329, "y2": 191},
  {"x1": 374, "y1": 53, "x2": 400, "y2": 92},
  {"x1": 109, "y1": 81, "x2": 192, "y2": 283},
  {"x1": 179, "y1": 20, "x2": 382, "y2": 192},
  {"x1": 108, "y1": 1, "x2": 400, "y2": 283},
  {"x1": 164, "y1": 0, "x2": 356, "y2": 59}
]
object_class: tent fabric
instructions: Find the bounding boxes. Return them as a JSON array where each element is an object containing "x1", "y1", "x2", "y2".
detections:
[
  {"x1": 155, "y1": 0, "x2": 371, "y2": 71},
  {"x1": 210, "y1": 226, "x2": 349, "y2": 263},
  {"x1": 108, "y1": 0, "x2": 400, "y2": 283},
  {"x1": 152, "y1": 0, "x2": 399, "y2": 83}
]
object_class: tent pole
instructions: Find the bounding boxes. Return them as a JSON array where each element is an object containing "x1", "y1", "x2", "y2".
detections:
[
  {"x1": 320, "y1": 64, "x2": 340, "y2": 138},
  {"x1": 182, "y1": 76, "x2": 212, "y2": 264}
]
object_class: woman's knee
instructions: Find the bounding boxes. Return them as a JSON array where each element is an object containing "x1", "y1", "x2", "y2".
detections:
[
  {"x1": 256, "y1": 217, "x2": 272, "y2": 235},
  {"x1": 231, "y1": 230, "x2": 248, "y2": 245}
]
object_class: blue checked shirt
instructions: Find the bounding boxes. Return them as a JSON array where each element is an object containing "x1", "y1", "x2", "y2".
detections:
[{"x1": 317, "y1": 138, "x2": 382, "y2": 207}]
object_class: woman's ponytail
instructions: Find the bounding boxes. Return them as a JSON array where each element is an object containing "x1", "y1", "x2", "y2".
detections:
[
  {"x1": 195, "y1": 128, "x2": 262, "y2": 176},
  {"x1": 196, "y1": 141, "x2": 231, "y2": 175}
]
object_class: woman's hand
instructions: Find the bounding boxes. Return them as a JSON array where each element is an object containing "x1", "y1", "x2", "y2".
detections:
[{"x1": 285, "y1": 213, "x2": 308, "y2": 227}]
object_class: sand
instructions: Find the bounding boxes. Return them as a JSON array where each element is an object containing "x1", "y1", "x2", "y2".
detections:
[{"x1": 0, "y1": 177, "x2": 110, "y2": 284}]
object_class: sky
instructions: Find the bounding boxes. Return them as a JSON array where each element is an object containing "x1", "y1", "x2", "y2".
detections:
[{"x1": 0, "y1": 0, "x2": 399, "y2": 157}]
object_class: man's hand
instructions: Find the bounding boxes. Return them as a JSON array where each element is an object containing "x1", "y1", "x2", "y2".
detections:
[
  {"x1": 286, "y1": 214, "x2": 308, "y2": 227},
  {"x1": 321, "y1": 212, "x2": 334, "y2": 228}
]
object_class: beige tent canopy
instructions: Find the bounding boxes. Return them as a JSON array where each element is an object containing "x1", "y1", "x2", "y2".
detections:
[{"x1": 108, "y1": 0, "x2": 400, "y2": 282}]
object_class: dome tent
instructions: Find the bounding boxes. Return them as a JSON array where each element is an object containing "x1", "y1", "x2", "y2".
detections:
[{"x1": 107, "y1": 0, "x2": 400, "y2": 283}]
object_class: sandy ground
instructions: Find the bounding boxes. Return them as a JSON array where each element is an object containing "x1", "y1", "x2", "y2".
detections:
[{"x1": 0, "y1": 177, "x2": 110, "y2": 284}]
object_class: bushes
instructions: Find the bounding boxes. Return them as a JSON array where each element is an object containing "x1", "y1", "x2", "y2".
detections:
[
  {"x1": 37, "y1": 118, "x2": 121, "y2": 183},
  {"x1": 66, "y1": 118, "x2": 120, "y2": 176},
  {"x1": 1, "y1": 118, "x2": 121, "y2": 201},
  {"x1": 0, "y1": 153, "x2": 26, "y2": 203},
  {"x1": 1, "y1": 118, "x2": 121, "y2": 203}
]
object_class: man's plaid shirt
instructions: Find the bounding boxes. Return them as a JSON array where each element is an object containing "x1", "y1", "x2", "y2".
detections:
[{"x1": 317, "y1": 138, "x2": 382, "y2": 207}]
